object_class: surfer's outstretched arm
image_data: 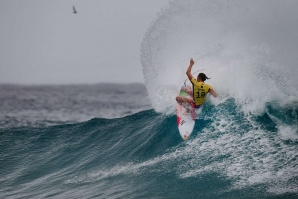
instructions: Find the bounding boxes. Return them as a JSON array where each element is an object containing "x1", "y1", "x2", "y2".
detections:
[
  {"x1": 209, "y1": 89, "x2": 218, "y2": 98},
  {"x1": 186, "y1": 58, "x2": 194, "y2": 81}
]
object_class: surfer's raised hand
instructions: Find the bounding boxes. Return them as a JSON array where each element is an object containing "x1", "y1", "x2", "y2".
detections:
[
  {"x1": 190, "y1": 58, "x2": 194, "y2": 66},
  {"x1": 186, "y1": 58, "x2": 194, "y2": 81}
]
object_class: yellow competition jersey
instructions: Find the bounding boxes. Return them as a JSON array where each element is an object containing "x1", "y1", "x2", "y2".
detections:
[{"x1": 190, "y1": 77, "x2": 213, "y2": 105}]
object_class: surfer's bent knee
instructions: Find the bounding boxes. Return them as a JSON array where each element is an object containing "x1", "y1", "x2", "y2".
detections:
[{"x1": 176, "y1": 96, "x2": 184, "y2": 104}]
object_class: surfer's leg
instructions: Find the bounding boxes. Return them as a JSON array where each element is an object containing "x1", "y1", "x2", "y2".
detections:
[
  {"x1": 176, "y1": 96, "x2": 193, "y2": 108},
  {"x1": 184, "y1": 89, "x2": 193, "y2": 96},
  {"x1": 181, "y1": 87, "x2": 193, "y2": 96}
]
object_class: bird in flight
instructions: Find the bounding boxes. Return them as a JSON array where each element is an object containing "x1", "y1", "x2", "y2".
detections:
[{"x1": 73, "y1": 5, "x2": 77, "y2": 14}]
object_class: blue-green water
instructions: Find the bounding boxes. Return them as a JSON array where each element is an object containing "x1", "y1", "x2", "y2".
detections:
[{"x1": 1, "y1": 93, "x2": 298, "y2": 198}]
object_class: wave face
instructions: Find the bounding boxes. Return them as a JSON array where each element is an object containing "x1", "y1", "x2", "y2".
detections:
[{"x1": 1, "y1": 104, "x2": 298, "y2": 198}]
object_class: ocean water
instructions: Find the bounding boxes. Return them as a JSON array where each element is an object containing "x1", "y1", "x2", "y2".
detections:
[
  {"x1": 1, "y1": 84, "x2": 297, "y2": 199},
  {"x1": 2, "y1": 0, "x2": 298, "y2": 198},
  {"x1": 0, "y1": 84, "x2": 151, "y2": 128}
]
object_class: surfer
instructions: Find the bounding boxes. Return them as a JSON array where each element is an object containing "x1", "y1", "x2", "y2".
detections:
[{"x1": 176, "y1": 58, "x2": 218, "y2": 110}]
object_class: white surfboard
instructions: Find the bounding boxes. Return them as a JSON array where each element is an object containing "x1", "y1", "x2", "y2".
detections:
[{"x1": 177, "y1": 87, "x2": 196, "y2": 140}]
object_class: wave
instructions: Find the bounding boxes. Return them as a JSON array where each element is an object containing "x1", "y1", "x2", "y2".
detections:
[
  {"x1": 1, "y1": 100, "x2": 298, "y2": 198},
  {"x1": 138, "y1": 1, "x2": 298, "y2": 195}
]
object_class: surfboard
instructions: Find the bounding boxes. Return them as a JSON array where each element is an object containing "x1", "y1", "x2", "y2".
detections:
[{"x1": 177, "y1": 87, "x2": 196, "y2": 140}]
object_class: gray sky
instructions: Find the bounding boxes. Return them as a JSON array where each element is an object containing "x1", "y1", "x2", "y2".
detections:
[{"x1": 0, "y1": 0, "x2": 169, "y2": 85}]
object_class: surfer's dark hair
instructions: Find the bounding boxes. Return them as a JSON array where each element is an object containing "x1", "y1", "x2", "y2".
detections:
[{"x1": 198, "y1": 73, "x2": 210, "y2": 82}]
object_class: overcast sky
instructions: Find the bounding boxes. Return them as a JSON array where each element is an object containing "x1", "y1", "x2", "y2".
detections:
[{"x1": 0, "y1": 0, "x2": 169, "y2": 85}]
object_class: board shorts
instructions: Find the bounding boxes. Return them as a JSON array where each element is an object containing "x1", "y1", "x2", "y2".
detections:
[{"x1": 191, "y1": 101, "x2": 201, "y2": 109}]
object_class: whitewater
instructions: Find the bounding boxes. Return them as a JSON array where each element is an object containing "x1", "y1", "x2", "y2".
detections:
[{"x1": 1, "y1": 0, "x2": 298, "y2": 198}]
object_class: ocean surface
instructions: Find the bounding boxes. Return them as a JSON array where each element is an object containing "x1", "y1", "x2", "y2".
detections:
[
  {"x1": 1, "y1": 83, "x2": 298, "y2": 199},
  {"x1": 2, "y1": 0, "x2": 298, "y2": 198},
  {"x1": 0, "y1": 84, "x2": 151, "y2": 128}
]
